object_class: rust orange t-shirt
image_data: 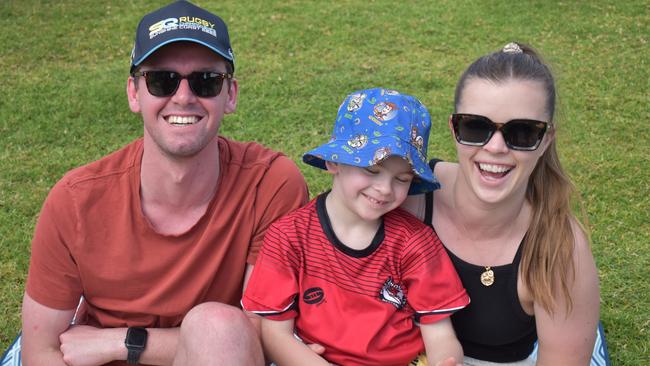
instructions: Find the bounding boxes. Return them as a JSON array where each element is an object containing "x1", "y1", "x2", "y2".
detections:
[{"x1": 26, "y1": 137, "x2": 308, "y2": 330}]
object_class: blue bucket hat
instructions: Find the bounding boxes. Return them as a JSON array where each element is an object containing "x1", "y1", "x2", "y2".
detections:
[
  {"x1": 130, "y1": 0, "x2": 234, "y2": 72},
  {"x1": 303, "y1": 88, "x2": 439, "y2": 195}
]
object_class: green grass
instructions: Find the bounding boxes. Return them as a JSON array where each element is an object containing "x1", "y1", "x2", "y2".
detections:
[{"x1": 1, "y1": 0, "x2": 648, "y2": 363}]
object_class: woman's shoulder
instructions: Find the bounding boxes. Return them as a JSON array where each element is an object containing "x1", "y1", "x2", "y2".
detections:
[
  {"x1": 430, "y1": 159, "x2": 457, "y2": 186},
  {"x1": 568, "y1": 219, "x2": 597, "y2": 284},
  {"x1": 401, "y1": 160, "x2": 458, "y2": 220}
]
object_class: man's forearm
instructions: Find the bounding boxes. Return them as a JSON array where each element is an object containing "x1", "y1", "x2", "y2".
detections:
[
  {"x1": 57, "y1": 325, "x2": 180, "y2": 366},
  {"x1": 21, "y1": 293, "x2": 75, "y2": 366},
  {"x1": 21, "y1": 345, "x2": 68, "y2": 366}
]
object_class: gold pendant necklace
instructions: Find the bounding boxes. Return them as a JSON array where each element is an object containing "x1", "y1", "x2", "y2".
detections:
[{"x1": 480, "y1": 266, "x2": 494, "y2": 286}]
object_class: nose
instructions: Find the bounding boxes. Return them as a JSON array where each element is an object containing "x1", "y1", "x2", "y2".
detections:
[
  {"x1": 171, "y1": 78, "x2": 197, "y2": 105},
  {"x1": 483, "y1": 130, "x2": 509, "y2": 154},
  {"x1": 373, "y1": 175, "x2": 393, "y2": 196}
]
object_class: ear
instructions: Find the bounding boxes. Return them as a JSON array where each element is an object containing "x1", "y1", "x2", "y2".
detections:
[
  {"x1": 448, "y1": 114, "x2": 456, "y2": 140},
  {"x1": 126, "y1": 76, "x2": 141, "y2": 113},
  {"x1": 224, "y1": 78, "x2": 238, "y2": 114},
  {"x1": 324, "y1": 161, "x2": 339, "y2": 174},
  {"x1": 539, "y1": 125, "x2": 556, "y2": 153}
]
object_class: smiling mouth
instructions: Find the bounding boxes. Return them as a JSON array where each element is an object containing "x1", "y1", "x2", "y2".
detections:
[
  {"x1": 363, "y1": 194, "x2": 388, "y2": 206},
  {"x1": 477, "y1": 162, "x2": 513, "y2": 179},
  {"x1": 167, "y1": 115, "x2": 199, "y2": 125}
]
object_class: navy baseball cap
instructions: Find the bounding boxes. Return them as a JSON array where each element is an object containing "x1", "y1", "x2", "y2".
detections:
[
  {"x1": 303, "y1": 88, "x2": 440, "y2": 195},
  {"x1": 130, "y1": 0, "x2": 235, "y2": 72}
]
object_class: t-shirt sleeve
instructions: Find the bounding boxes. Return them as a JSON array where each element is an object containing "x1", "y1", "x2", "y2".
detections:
[
  {"x1": 402, "y1": 226, "x2": 469, "y2": 324},
  {"x1": 242, "y1": 222, "x2": 300, "y2": 321},
  {"x1": 247, "y1": 155, "x2": 308, "y2": 264},
  {"x1": 25, "y1": 178, "x2": 83, "y2": 310}
]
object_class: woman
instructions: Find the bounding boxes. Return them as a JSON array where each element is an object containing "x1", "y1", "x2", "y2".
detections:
[{"x1": 402, "y1": 42, "x2": 600, "y2": 365}]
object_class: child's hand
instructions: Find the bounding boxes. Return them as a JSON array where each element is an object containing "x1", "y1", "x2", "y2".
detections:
[
  {"x1": 306, "y1": 343, "x2": 339, "y2": 365},
  {"x1": 435, "y1": 356, "x2": 461, "y2": 366},
  {"x1": 307, "y1": 343, "x2": 325, "y2": 355}
]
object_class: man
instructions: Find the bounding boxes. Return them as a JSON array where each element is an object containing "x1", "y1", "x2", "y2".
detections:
[{"x1": 21, "y1": 1, "x2": 308, "y2": 365}]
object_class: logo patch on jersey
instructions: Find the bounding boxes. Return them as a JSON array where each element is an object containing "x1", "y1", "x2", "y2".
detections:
[
  {"x1": 379, "y1": 277, "x2": 406, "y2": 309},
  {"x1": 303, "y1": 287, "x2": 324, "y2": 305}
]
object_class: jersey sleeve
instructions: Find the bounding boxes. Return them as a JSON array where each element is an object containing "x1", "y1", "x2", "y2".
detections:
[
  {"x1": 247, "y1": 155, "x2": 308, "y2": 264},
  {"x1": 242, "y1": 221, "x2": 301, "y2": 321},
  {"x1": 402, "y1": 226, "x2": 469, "y2": 324},
  {"x1": 25, "y1": 178, "x2": 83, "y2": 310}
]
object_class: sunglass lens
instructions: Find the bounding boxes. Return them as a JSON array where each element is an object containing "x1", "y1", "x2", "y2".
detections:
[
  {"x1": 458, "y1": 116, "x2": 493, "y2": 144},
  {"x1": 146, "y1": 71, "x2": 179, "y2": 97},
  {"x1": 188, "y1": 72, "x2": 222, "y2": 97},
  {"x1": 502, "y1": 121, "x2": 545, "y2": 150}
]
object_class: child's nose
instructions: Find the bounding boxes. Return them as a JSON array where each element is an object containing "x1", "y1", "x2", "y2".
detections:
[{"x1": 373, "y1": 176, "x2": 393, "y2": 195}]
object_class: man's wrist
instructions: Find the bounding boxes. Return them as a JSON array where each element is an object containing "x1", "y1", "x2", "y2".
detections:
[
  {"x1": 116, "y1": 328, "x2": 130, "y2": 361},
  {"x1": 125, "y1": 327, "x2": 148, "y2": 364}
]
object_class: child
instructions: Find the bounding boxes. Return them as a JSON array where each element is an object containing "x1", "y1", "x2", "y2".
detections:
[{"x1": 242, "y1": 88, "x2": 469, "y2": 366}]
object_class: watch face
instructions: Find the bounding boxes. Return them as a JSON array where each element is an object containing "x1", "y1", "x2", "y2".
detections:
[{"x1": 126, "y1": 327, "x2": 148, "y2": 347}]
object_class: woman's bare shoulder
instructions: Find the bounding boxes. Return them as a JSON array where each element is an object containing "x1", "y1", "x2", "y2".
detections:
[{"x1": 432, "y1": 161, "x2": 457, "y2": 193}]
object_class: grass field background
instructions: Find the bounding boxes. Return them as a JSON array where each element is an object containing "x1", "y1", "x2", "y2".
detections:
[{"x1": 1, "y1": 1, "x2": 648, "y2": 364}]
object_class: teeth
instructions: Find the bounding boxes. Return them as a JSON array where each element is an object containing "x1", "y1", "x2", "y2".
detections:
[
  {"x1": 479, "y1": 163, "x2": 511, "y2": 173},
  {"x1": 168, "y1": 116, "x2": 199, "y2": 125},
  {"x1": 365, "y1": 195, "x2": 385, "y2": 205}
]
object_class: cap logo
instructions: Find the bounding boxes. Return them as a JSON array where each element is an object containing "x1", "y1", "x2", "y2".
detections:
[{"x1": 148, "y1": 16, "x2": 217, "y2": 39}]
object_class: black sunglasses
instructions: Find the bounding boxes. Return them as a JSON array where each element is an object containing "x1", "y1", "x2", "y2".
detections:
[
  {"x1": 451, "y1": 113, "x2": 549, "y2": 151},
  {"x1": 131, "y1": 70, "x2": 233, "y2": 98}
]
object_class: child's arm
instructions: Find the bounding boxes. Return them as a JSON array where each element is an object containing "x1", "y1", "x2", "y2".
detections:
[
  {"x1": 420, "y1": 317, "x2": 463, "y2": 366},
  {"x1": 261, "y1": 317, "x2": 331, "y2": 366}
]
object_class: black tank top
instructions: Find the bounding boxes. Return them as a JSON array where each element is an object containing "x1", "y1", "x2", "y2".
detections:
[{"x1": 424, "y1": 159, "x2": 536, "y2": 362}]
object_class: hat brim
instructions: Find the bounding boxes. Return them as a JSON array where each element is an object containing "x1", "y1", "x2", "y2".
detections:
[
  {"x1": 131, "y1": 37, "x2": 234, "y2": 72},
  {"x1": 303, "y1": 136, "x2": 439, "y2": 195}
]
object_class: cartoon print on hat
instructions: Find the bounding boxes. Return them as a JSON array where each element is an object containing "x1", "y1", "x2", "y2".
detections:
[
  {"x1": 347, "y1": 93, "x2": 367, "y2": 112},
  {"x1": 348, "y1": 134, "x2": 368, "y2": 149},
  {"x1": 373, "y1": 102, "x2": 398, "y2": 122},
  {"x1": 411, "y1": 127, "x2": 424, "y2": 154},
  {"x1": 372, "y1": 147, "x2": 391, "y2": 165},
  {"x1": 303, "y1": 87, "x2": 440, "y2": 195}
]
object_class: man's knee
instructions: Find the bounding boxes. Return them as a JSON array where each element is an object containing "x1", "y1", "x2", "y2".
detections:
[
  {"x1": 176, "y1": 302, "x2": 263, "y2": 365},
  {"x1": 181, "y1": 302, "x2": 254, "y2": 339}
]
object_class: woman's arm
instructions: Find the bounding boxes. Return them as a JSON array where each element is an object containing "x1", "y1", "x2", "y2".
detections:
[
  {"x1": 261, "y1": 318, "x2": 330, "y2": 366},
  {"x1": 534, "y1": 222, "x2": 600, "y2": 365}
]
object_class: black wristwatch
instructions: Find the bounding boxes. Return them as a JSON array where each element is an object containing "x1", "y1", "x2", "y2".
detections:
[{"x1": 125, "y1": 327, "x2": 148, "y2": 364}]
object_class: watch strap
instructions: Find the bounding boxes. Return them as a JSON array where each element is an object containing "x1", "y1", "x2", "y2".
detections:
[{"x1": 127, "y1": 348, "x2": 142, "y2": 364}]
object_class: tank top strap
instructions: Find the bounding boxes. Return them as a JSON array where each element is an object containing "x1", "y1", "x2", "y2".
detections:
[
  {"x1": 423, "y1": 159, "x2": 443, "y2": 226},
  {"x1": 424, "y1": 191, "x2": 433, "y2": 226},
  {"x1": 512, "y1": 234, "x2": 528, "y2": 266}
]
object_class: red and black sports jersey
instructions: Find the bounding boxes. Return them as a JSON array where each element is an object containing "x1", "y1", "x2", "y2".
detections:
[{"x1": 243, "y1": 193, "x2": 469, "y2": 366}]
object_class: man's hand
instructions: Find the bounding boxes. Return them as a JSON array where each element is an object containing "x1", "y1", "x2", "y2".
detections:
[{"x1": 59, "y1": 325, "x2": 126, "y2": 366}]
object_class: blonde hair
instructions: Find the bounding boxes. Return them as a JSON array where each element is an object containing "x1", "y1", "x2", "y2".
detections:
[{"x1": 454, "y1": 42, "x2": 587, "y2": 314}]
